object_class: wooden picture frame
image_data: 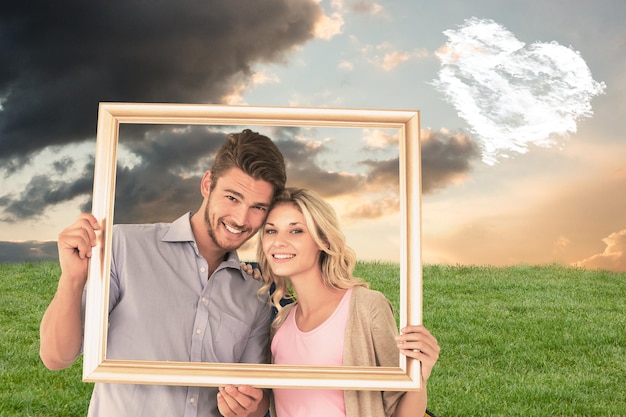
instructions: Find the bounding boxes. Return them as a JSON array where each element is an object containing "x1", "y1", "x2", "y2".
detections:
[{"x1": 83, "y1": 102, "x2": 422, "y2": 390}]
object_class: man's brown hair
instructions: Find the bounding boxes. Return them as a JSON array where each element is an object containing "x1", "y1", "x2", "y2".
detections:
[{"x1": 210, "y1": 129, "x2": 286, "y2": 196}]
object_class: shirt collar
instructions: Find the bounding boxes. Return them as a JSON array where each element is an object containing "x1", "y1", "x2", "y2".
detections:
[
  {"x1": 162, "y1": 212, "x2": 195, "y2": 243},
  {"x1": 162, "y1": 212, "x2": 249, "y2": 280}
]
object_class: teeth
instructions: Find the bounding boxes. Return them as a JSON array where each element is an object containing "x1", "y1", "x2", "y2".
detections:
[
  {"x1": 273, "y1": 254, "x2": 295, "y2": 259},
  {"x1": 224, "y1": 223, "x2": 243, "y2": 234}
]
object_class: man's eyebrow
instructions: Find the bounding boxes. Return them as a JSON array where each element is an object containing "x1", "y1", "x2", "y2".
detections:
[
  {"x1": 224, "y1": 188, "x2": 244, "y2": 199},
  {"x1": 225, "y1": 188, "x2": 271, "y2": 207}
]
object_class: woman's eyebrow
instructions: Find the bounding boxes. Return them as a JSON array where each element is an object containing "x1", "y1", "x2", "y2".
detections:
[{"x1": 264, "y1": 221, "x2": 303, "y2": 227}]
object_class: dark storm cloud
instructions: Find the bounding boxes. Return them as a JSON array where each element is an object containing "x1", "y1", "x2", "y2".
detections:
[
  {"x1": 1, "y1": 126, "x2": 264, "y2": 224},
  {"x1": 341, "y1": 129, "x2": 480, "y2": 220},
  {"x1": 111, "y1": 125, "x2": 364, "y2": 224},
  {"x1": 0, "y1": 154, "x2": 91, "y2": 222},
  {"x1": 0, "y1": 127, "x2": 482, "y2": 261},
  {"x1": 0, "y1": 126, "x2": 481, "y2": 225},
  {"x1": 272, "y1": 128, "x2": 365, "y2": 197},
  {"x1": 0, "y1": 241, "x2": 58, "y2": 262},
  {"x1": 360, "y1": 128, "x2": 480, "y2": 194},
  {"x1": 0, "y1": 0, "x2": 321, "y2": 167},
  {"x1": 0, "y1": 170, "x2": 95, "y2": 222},
  {"x1": 363, "y1": 157, "x2": 399, "y2": 188},
  {"x1": 420, "y1": 129, "x2": 480, "y2": 193},
  {"x1": 112, "y1": 126, "x2": 229, "y2": 223}
]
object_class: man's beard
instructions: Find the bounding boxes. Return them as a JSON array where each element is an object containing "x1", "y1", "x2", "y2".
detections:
[{"x1": 204, "y1": 200, "x2": 245, "y2": 252}]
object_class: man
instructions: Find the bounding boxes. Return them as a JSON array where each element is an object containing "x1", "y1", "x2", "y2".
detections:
[{"x1": 40, "y1": 129, "x2": 286, "y2": 417}]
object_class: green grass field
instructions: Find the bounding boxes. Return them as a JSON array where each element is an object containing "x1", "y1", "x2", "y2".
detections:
[{"x1": 1, "y1": 262, "x2": 624, "y2": 416}]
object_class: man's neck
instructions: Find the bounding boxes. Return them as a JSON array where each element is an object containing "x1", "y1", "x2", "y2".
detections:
[{"x1": 189, "y1": 211, "x2": 229, "y2": 277}]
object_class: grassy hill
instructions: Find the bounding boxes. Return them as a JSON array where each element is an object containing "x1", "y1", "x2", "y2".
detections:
[{"x1": 1, "y1": 262, "x2": 624, "y2": 416}]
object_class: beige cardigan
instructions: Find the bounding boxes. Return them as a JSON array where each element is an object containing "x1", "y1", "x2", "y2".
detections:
[{"x1": 270, "y1": 286, "x2": 405, "y2": 417}]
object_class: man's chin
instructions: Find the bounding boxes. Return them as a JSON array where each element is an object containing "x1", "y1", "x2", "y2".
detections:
[{"x1": 217, "y1": 234, "x2": 250, "y2": 251}]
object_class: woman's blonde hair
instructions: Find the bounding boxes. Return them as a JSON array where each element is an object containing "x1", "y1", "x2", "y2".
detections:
[{"x1": 257, "y1": 187, "x2": 368, "y2": 327}]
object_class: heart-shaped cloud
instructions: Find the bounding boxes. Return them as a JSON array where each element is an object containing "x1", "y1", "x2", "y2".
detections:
[{"x1": 432, "y1": 17, "x2": 606, "y2": 165}]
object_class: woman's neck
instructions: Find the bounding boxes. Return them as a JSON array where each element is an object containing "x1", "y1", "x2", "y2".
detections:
[{"x1": 290, "y1": 272, "x2": 347, "y2": 331}]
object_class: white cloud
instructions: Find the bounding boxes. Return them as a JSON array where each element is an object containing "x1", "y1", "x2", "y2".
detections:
[
  {"x1": 432, "y1": 17, "x2": 606, "y2": 165},
  {"x1": 573, "y1": 229, "x2": 626, "y2": 272},
  {"x1": 222, "y1": 82, "x2": 247, "y2": 105},
  {"x1": 314, "y1": 7, "x2": 344, "y2": 40},
  {"x1": 338, "y1": 60, "x2": 354, "y2": 71},
  {"x1": 553, "y1": 235, "x2": 571, "y2": 254},
  {"x1": 361, "y1": 42, "x2": 428, "y2": 71},
  {"x1": 222, "y1": 70, "x2": 280, "y2": 105},
  {"x1": 381, "y1": 51, "x2": 411, "y2": 71},
  {"x1": 362, "y1": 128, "x2": 397, "y2": 148},
  {"x1": 347, "y1": 0, "x2": 383, "y2": 15},
  {"x1": 251, "y1": 71, "x2": 280, "y2": 86}
]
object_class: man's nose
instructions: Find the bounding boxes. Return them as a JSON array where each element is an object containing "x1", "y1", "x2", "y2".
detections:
[{"x1": 230, "y1": 205, "x2": 249, "y2": 227}]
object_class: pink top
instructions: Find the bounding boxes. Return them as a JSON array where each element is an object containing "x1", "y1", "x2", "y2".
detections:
[{"x1": 271, "y1": 288, "x2": 353, "y2": 417}]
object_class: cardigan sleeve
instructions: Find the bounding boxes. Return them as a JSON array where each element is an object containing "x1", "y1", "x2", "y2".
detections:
[{"x1": 343, "y1": 287, "x2": 405, "y2": 417}]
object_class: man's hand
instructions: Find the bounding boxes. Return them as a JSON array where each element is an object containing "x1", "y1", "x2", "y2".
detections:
[
  {"x1": 40, "y1": 213, "x2": 100, "y2": 370},
  {"x1": 57, "y1": 213, "x2": 100, "y2": 289},
  {"x1": 217, "y1": 385, "x2": 267, "y2": 417},
  {"x1": 240, "y1": 262, "x2": 263, "y2": 281}
]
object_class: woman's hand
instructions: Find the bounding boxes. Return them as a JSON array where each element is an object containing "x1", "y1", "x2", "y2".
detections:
[{"x1": 396, "y1": 325, "x2": 440, "y2": 382}]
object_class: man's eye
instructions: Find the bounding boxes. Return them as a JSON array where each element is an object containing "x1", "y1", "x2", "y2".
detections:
[
  {"x1": 254, "y1": 206, "x2": 267, "y2": 212},
  {"x1": 227, "y1": 195, "x2": 237, "y2": 202}
]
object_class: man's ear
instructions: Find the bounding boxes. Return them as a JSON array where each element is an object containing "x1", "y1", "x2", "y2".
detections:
[{"x1": 201, "y1": 170, "x2": 212, "y2": 197}]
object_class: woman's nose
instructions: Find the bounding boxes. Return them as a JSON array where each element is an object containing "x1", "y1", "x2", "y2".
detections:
[{"x1": 271, "y1": 231, "x2": 288, "y2": 247}]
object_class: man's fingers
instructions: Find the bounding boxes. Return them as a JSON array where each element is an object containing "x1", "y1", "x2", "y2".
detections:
[
  {"x1": 234, "y1": 385, "x2": 263, "y2": 402},
  {"x1": 77, "y1": 213, "x2": 100, "y2": 229},
  {"x1": 217, "y1": 385, "x2": 263, "y2": 417},
  {"x1": 217, "y1": 388, "x2": 237, "y2": 416},
  {"x1": 58, "y1": 215, "x2": 102, "y2": 260}
]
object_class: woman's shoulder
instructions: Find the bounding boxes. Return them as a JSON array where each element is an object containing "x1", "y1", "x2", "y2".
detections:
[{"x1": 351, "y1": 286, "x2": 391, "y2": 308}]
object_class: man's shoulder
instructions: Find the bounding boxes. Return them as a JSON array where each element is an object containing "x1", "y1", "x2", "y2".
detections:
[
  {"x1": 113, "y1": 222, "x2": 170, "y2": 232},
  {"x1": 112, "y1": 222, "x2": 171, "y2": 240},
  {"x1": 113, "y1": 213, "x2": 191, "y2": 237}
]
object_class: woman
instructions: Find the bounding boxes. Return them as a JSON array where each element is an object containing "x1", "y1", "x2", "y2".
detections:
[{"x1": 256, "y1": 187, "x2": 440, "y2": 417}]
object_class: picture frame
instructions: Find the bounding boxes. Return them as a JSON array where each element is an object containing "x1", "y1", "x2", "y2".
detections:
[{"x1": 83, "y1": 102, "x2": 422, "y2": 390}]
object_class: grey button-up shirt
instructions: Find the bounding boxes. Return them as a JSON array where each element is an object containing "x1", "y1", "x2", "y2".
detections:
[{"x1": 85, "y1": 212, "x2": 271, "y2": 417}]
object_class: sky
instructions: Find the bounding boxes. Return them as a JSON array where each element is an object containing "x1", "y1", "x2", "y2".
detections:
[{"x1": 1, "y1": 0, "x2": 625, "y2": 272}]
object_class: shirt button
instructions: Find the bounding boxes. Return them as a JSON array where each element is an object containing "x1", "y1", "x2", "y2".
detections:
[
  {"x1": 201, "y1": 297, "x2": 207, "y2": 304},
  {"x1": 189, "y1": 397, "x2": 196, "y2": 404},
  {"x1": 196, "y1": 328, "x2": 202, "y2": 334},
  {"x1": 200, "y1": 267, "x2": 206, "y2": 272}
]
